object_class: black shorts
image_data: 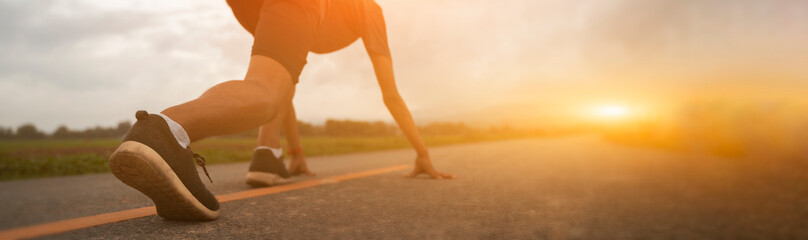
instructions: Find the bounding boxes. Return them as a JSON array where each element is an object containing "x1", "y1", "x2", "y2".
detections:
[{"x1": 227, "y1": 0, "x2": 325, "y2": 83}]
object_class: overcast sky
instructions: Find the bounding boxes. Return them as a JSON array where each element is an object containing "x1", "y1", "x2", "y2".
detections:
[{"x1": 1, "y1": 0, "x2": 807, "y2": 131}]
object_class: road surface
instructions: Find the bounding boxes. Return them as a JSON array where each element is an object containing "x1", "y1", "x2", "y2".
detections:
[{"x1": 0, "y1": 137, "x2": 805, "y2": 239}]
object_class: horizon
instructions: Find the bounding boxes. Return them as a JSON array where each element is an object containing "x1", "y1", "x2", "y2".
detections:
[{"x1": 1, "y1": 116, "x2": 546, "y2": 138}]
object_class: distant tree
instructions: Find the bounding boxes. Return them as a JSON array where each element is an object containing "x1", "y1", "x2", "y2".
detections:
[
  {"x1": 53, "y1": 125, "x2": 73, "y2": 139},
  {"x1": 325, "y1": 119, "x2": 396, "y2": 137},
  {"x1": 49, "y1": 121, "x2": 131, "y2": 139},
  {"x1": 367, "y1": 121, "x2": 397, "y2": 136},
  {"x1": 325, "y1": 119, "x2": 349, "y2": 136},
  {"x1": 296, "y1": 120, "x2": 322, "y2": 136},
  {"x1": 0, "y1": 126, "x2": 13, "y2": 139},
  {"x1": 488, "y1": 124, "x2": 515, "y2": 135},
  {"x1": 420, "y1": 122, "x2": 473, "y2": 135},
  {"x1": 16, "y1": 123, "x2": 45, "y2": 139},
  {"x1": 115, "y1": 121, "x2": 132, "y2": 137}
]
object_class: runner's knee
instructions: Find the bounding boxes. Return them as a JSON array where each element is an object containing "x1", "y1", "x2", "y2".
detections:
[
  {"x1": 244, "y1": 81, "x2": 292, "y2": 123},
  {"x1": 244, "y1": 55, "x2": 294, "y2": 89}
]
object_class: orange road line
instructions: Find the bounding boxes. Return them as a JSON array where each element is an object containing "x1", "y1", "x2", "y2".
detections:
[
  {"x1": 0, "y1": 164, "x2": 410, "y2": 240},
  {"x1": 216, "y1": 165, "x2": 409, "y2": 202}
]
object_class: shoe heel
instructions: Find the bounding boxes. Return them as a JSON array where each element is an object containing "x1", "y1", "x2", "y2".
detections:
[
  {"x1": 109, "y1": 141, "x2": 219, "y2": 220},
  {"x1": 246, "y1": 172, "x2": 292, "y2": 187}
]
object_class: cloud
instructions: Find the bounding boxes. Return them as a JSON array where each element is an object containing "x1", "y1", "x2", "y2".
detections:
[
  {"x1": 0, "y1": 0, "x2": 252, "y2": 130},
  {"x1": 583, "y1": 0, "x2": 808, "y2": 76}
]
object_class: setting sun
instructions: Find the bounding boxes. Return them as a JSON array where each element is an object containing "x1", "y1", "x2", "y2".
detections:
[{"x1": 592, "y1": 104, "x2": 630, "y2": 119}]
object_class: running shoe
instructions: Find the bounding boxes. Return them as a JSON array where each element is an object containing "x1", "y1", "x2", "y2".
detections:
[
  {"x1": 245, "y1": 149, "x2": 291, "y2": 187},
  {"x1": 109, "y1": 111, "x2": 219, "y2": 220}
]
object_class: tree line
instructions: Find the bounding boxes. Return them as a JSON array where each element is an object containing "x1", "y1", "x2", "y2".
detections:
[
  {"x1": 227, "y1": 120, "x2": 481, "y2": 138},
  {"x1": 0, "y1": 119, "x2": 488, "y2": 140},
  {"x1": 0, "y1": 122, "x2": 132, "y2": 140}
]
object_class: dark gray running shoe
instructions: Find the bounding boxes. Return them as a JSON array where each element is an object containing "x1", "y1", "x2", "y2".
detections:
[
  {"x1": 109, "y1": 111, "x2": 219, "y2": 220},
  {"x1": 245, "y1": 149, "x2": 291, "y2": 187}
]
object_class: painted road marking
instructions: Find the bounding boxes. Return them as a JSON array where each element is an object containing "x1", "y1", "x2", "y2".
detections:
[{"x1": 0, "y1": 164, "x2": 410, "y2": 240}]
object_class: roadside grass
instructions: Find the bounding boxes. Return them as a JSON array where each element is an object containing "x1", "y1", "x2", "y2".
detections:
[{"x1": 0, "y1": 134, "x2": 529, "y2": 181}]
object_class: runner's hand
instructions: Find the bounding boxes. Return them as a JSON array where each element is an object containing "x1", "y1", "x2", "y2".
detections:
[
  {"x1": 406, "y1": 155, "x2": 455, "y2": 179},
  {"x1": 288, "y1": 153, "x2": 315, "y2": 176}
]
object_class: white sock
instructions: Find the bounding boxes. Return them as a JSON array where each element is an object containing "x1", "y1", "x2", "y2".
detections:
[
  {"x1": 154, "y1": 113, "x2": 191, "y2": 149},
  {"x1": 255, "y1": 146, "x2": 283, "y2": 159}
]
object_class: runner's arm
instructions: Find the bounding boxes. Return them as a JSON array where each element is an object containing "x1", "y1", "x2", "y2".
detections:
[
  {"x1": 370, "y1": 54, "x2": 454, "y2": 179},
  {"x1": 370, "y1": 55, "x2": 427, "y2": 156},
  {"x1": 362, "y1": 2, "x2": 453, "y2": 179},
  {"x1": 283, "y1": 103, "x2": 315, "y2": 176},
  {"x1": 282, "y1": 103, "x2": 302, "y2": 150}
]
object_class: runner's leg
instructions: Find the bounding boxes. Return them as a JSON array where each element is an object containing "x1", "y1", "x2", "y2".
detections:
[
  {"x1": 256, "y1": 101, "x2": 288, "y2": 149},
  {"x1": 161, "y1": 55, "x2": 294, "y2": 141},
  {"x1": 163, "y1": 0, "x2": 320, "y2": 142}
]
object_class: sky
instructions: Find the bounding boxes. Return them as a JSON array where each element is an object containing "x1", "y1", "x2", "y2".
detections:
[{"x1": 1, "y1": 0, "x2": 807, "y2": 132}]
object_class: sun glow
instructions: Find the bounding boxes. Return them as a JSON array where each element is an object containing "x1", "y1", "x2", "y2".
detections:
[{"x1": 592, "y1": 104, "x2": 630, "y2": 119}]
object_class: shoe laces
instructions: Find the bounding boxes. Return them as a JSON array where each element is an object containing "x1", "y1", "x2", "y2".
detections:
[{"x1": 190, "y1": 150, "x2": 213, "y2": 183}]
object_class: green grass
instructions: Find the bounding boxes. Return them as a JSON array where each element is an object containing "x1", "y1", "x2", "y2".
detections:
[{"x1": 0, "y1": 134, "x2": 529, "y2": 181}]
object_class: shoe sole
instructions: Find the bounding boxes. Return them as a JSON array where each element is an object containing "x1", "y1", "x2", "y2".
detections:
[
  {"x1": 109, "y1": 141, "x2": 219, "y2": 220},
  {"x1": 245, "y1": 172, "x2": 291, "y2": 187}
]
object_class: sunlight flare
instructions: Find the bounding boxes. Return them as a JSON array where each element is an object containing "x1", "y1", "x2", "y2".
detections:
[{"x1": 592, "y1": 104, "x2": 630, "y2": 119}]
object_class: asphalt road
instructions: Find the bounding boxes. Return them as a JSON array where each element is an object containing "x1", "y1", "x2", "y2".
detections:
[{"x1": 0, "y1": 137, "x2": 805, "y2": 239}]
